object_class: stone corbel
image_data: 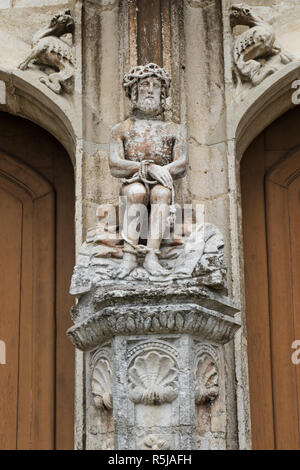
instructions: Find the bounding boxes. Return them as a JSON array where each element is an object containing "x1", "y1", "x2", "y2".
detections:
[
  {"x1": 18, "y1": 10, "x2": 75, "y2": 95},
  {"x1": 230, "y1": 4, "x2": 293, "y2": 94}
]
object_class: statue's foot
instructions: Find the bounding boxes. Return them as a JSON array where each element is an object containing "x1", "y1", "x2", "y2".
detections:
[
  {"x1": 112, "y1": 252, "x2": 138, "y2": 279},
  {"x1": 173, "y1": 265, "x2": 191, "y2": 276},
  {"x1": 280, "y1": 52, "x2": 293, "y2": 64},
  {"x1": 143, "y1": 251, "x2": 170, "y2": 277},
  {"x1": 18, "y1": 62, "x2": 28, "y2": 71}
]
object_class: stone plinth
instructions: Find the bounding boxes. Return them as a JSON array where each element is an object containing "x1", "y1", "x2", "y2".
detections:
[{"x1": 67, "y1": 280, "x2": 240, "y2": 450}]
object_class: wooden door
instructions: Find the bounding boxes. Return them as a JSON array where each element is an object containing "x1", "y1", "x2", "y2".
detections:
[
  {"x1": 265, "y1": 153, "x2": 300, "y2": 449},
  {"x1": 241, "y1": 108, "x2": 300, "y2": 450},
  {"x1": 0, "y1": 153, "x2": 55, "y2": 449},
  {"x1": 0, "y1": 112, "x2": 75, "y2": 450}
]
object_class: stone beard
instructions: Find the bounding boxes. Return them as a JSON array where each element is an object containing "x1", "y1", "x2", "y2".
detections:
[{"x1": 109, "y1": 63, "x2": 188, "y2": 279}]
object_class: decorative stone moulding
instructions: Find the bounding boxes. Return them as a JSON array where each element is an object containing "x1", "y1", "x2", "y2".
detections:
[
  {"x1": 230, "y1": 4, "x2": 293, "y2": 92},
  {"x1": 67, "y1": 281, "x2": 240, "y2": 351}
]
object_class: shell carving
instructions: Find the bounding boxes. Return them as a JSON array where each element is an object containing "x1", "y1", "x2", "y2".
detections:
[
  {"x1": 195, "y1": 353, "x2": 219, "y2": 405},
  {"x1": 129, "y1": 351, "x2": 178, "y2": 405},
  {"x1": 91, "y1": 357, "x2": 113, "y2": 410}
]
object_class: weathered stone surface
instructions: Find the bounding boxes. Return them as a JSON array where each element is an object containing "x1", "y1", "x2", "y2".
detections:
[
  {"x1": 83, "y1": 333, "x2": 234, "y2": 450},
  {"x1": 70, "y1": 216, "x2": 227, "y2": 292},
  {"x1": 67, "y1": 281, "x2": 240, "y2": 351}
]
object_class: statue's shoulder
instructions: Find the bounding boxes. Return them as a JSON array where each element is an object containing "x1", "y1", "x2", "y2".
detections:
[{"x1": 111, "y1": 118, "x2": 132, "y2": 136}]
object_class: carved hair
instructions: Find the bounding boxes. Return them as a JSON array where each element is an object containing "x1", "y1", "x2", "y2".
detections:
[{"x1": 123, "y1": 63, "x2": 171, "y2": 109}]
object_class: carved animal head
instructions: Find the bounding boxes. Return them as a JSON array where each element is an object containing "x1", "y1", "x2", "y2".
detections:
[
  {"x1": 49, "y1": 10, "x2": 75, "y2": 37},
  {"x1": 230, "y1": 4, "x2": 259, "y2": 28}
]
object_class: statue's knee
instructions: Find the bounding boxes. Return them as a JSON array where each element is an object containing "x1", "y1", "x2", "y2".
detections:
[
  {"x1": 124, "y1": 183, "x2": 147, "y2": 204},
  {"x1": 150, "y1": 185, "x2": 171, "y2": 204}
]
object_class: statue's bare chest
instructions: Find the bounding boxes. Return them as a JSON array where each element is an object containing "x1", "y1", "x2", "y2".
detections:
[{"x1": 123, "y1": 121, "x2": 174, "y2": 165}]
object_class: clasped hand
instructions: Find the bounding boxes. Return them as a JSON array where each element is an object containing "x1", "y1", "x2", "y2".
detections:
[{"x1": 147, "y1": 163, "x2": 173, "y2": 188}]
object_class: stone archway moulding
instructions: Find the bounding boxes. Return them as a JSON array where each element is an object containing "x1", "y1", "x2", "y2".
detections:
[
  {"x1": 0, "y1": 66, "x2": 81, "y2": 164},
  {"x1": 230, "y1": 61, "x2": 300, "y2": 160}
]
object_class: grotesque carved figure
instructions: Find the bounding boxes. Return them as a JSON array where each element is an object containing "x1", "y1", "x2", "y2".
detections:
[
  {"x1": 230, "y1": 4, "x2": 292, "y2": 87},
  {"x1": 18, "y1": 10, "x2": 75, "y2": 94},
  {"x1": 109, "y1": 63, "x2": 188, "y2": 278}
]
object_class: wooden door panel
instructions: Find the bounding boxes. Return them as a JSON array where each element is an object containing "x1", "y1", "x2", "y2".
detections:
[
  {"x1": 266, "y1": 176, "x2": 299, "y2": 449},
  {"x1": 31, "y1": 193, "x2": 56, "y2": 450},
  {"x1": 0, "y1": 157, "x2": 55, "y2": 450},
  {"x1": 0, "y1": 114, "x2": 75, "y2": 449},
  {"x1": 0, "y1": 183, "x2": 23, "y2": 449},
  {"x1": 242, "y1": 126, "x2": 300, "y2": 449},
  {"x1": 241, "y1": 135, "x2": 275, "y2": 450},
  {"x1": 288, "y1": 176, "x2": 300, "y2": 447},
  {"x1": 17, "y1": 199, "x2": 34, "y2": 450}
]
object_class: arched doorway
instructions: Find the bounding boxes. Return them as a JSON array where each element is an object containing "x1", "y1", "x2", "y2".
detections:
[
  {"x1": 0, "y1": 113, "x2": 75, "y2": 450},
  {"x1": 241, "y1": 105, "x2": 300, "y2": 450}
]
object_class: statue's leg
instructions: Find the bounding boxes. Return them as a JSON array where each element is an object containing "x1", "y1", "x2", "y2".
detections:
[
  {"x1": 18, "y1": 47, "x2": 40, "y2": 70},
  {"x1": 236, "y1": 54, "x2": 277, "y2": 87},
  {"x1": 144, "y1": 185, "x2": 171, "y2": 277},
  {"x1": 148, "y1": 185, "x2": 171, "y2": 249},
  {"x1": 113, "y1": 182, "x2": 147, "y2": 279},
  {"x1": 40, "y1": 72, "x2": 62, "y2": 94},
  {"x1": 122, "y1": 182, "x2": 147, "y2": 244}
]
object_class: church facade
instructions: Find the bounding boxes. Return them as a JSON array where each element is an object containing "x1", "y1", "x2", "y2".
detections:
[{"x1": 0, "y1": 0, "x2": 299, "y2": 450}]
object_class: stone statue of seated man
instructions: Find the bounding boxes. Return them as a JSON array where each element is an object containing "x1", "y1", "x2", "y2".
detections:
[
  {"x1": 109, "y1": 63, "x2": 188, "y2": 278},
  {"x1": 69, "y1": 64, "x2": 227, "y2": 302}
]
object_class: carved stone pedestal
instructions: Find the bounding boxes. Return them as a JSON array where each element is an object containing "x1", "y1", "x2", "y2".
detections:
[{"x1": 67, "y1": 281, "x2": 240, "y2": 450}]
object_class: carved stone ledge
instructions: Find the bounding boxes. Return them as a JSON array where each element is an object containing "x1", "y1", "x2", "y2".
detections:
[{"x1": 67, "y1": 283, "x2": 240, "y2": 351}]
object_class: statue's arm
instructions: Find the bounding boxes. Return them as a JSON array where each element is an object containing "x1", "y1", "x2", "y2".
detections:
[
  {"x1": 166, "y1": 125, "x2": 188, "y2": 179},
  {"x1": 109, "y1": 123, "x2": 140, "y2": 178}
]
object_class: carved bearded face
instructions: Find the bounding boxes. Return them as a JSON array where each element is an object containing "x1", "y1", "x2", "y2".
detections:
[{"x1": 135, "y1": 76, "x2": 162, "y2": 116}]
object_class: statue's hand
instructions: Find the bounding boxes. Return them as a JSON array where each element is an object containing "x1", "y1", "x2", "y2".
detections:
[{"x1": 148, "y1": 164, "x2": 173, "y2": 188}]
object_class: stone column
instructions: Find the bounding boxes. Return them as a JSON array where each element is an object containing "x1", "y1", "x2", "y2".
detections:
[{"x1": 68, "y1": 280, "x2": 240, "y2": 450}]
